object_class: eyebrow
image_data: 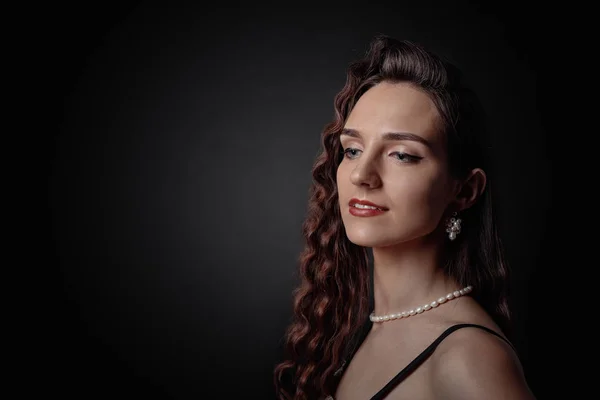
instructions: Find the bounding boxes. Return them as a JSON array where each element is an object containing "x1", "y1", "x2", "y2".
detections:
[{"x1": 340, "y1": 128, "x2": 432, "y2": 149}]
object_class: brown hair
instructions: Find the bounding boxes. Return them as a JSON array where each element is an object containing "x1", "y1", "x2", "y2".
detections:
[{"x1": 273, "y1": 34, "x2": 511, "y2": 399}]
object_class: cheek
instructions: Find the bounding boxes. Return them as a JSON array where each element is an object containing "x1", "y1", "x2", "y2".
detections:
[
  {"x1": 336, "y1": 163, "x2": 348, "y2": 192},
  {"x1": 424, "y1": 172, "x2": 451, "y2": 207},
  {"x1": 389, "y1": 169, "x2": 450, "y2": 215}
]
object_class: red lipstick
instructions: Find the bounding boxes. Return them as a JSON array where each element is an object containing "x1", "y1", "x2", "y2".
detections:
[{"x1": 348, "y1": 198, "x2": 388, "y2": 217}]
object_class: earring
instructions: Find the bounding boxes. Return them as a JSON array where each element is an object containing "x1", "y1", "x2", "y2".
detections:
[{"x1": 446, "y1": 212, "x2": 462, "y2": 241}]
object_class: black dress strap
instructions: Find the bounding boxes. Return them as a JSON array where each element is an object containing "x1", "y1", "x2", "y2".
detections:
[{"x1": 369, "y1": 323, "x2": 514, "y2": 400}]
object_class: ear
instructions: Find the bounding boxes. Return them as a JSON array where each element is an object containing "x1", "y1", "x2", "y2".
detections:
[{"x1": 452, "y1": 168, "x2": 487, "y2": 212}]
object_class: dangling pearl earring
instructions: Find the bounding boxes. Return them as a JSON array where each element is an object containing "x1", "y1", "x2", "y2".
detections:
[{"x1": 446, "y1": 211, "x2": 462, "y2": 241}]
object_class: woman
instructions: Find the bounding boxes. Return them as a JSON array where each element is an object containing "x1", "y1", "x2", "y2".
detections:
[{"x1": 273, "y1": 34, "x2": 535, "y2": 399}]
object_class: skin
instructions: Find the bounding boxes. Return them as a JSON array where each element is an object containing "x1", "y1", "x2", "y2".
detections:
[{"x1": 333, "y1": 81, "x2": 535, "y2": 399}]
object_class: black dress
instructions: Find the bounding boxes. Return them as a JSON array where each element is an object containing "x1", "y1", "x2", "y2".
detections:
[{"x1": 326, "y1": 318, "x2": 515, "y2": 400}]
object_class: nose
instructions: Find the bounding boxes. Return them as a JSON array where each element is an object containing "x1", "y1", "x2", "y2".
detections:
[{"x1": 349, "y1": 154, "x2": 382, "y2": 188}]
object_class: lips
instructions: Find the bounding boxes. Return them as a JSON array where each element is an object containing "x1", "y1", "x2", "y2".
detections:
[{"x1": 348, "y1": 198, "x2": 388, "y2": 211}]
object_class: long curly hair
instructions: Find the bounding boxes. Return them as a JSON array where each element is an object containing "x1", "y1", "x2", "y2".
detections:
[{"x1": 273, "y1": 34, "x2": 512, "y2": 400}]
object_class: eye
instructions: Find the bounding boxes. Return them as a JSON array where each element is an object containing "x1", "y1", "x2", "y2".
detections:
[
  {"x1": 390, "y1": 152, "x2": 423, "y2": 163},
  {"x1": 341, "y1": 148, "x2": 362, "y2": 159}
]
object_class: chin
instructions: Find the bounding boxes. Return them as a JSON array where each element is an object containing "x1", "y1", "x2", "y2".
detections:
[
  {"x1": 344, "y1": 225, "x2": 432, "y2": 248},
  {"x1": 345, "y1": 229, "x2": 400, "y2": 248}
]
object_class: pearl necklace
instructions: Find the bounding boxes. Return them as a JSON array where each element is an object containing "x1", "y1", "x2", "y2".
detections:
[{"x1": 369, "y1": 285, "x2": 473, "y2": 323}]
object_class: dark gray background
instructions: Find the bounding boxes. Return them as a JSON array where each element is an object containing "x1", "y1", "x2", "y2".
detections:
[{"x1": 35, "y1": 1, "x2": 565, "y2": 398}]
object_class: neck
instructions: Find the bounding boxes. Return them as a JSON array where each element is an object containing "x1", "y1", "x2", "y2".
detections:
[{"x1": 371, "y1": 234, "x2": 460, "y2": 318}]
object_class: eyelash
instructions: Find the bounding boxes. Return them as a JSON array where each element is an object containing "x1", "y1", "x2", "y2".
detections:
[{"x1": 341, "y1": 148, "x2": 423, "y2": 163}]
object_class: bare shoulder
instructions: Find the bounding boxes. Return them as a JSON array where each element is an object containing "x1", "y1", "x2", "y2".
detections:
[{"x1": 429, "y1": 325, "x2": 536, "y2": 399}]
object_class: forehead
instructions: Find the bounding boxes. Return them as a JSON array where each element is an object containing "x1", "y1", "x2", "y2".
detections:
[{"x1": 344, "y1": 81, "x2": 442, "y2": 142}]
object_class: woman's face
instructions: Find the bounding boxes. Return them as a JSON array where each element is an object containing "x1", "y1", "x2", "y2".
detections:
[{"x1": 336, "y1": 81, "x2": 456, "y2": 248}]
